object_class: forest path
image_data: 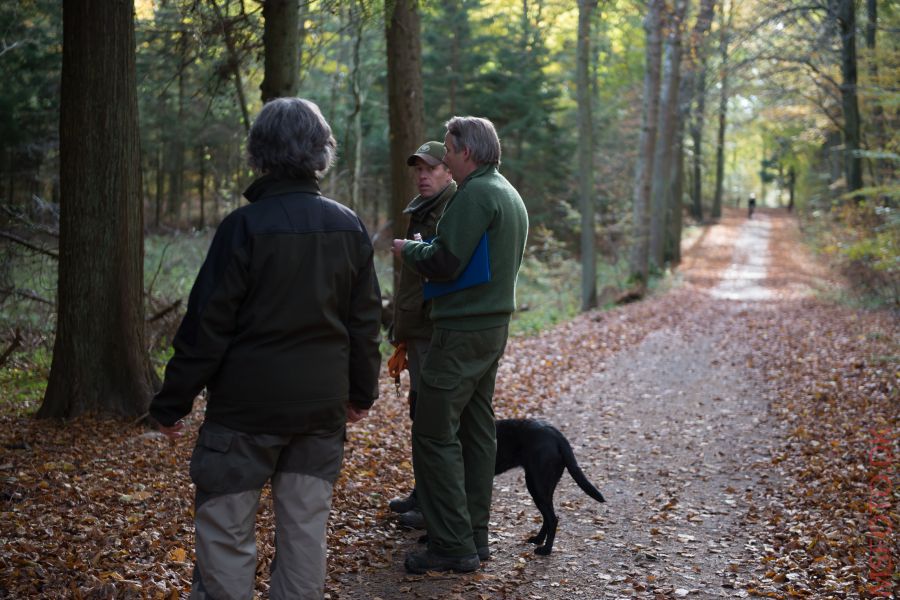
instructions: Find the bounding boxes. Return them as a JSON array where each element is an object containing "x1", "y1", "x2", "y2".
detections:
[
  {"x1": 3, "y1": 210, "x2": 891, "y2": 600},
  {"x1": 330, "y1": 208, "x2": 836, "y2": 599}
]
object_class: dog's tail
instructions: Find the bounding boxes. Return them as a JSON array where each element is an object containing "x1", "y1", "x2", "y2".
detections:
[{"x1": 561, "y1": 438, "x2": 606, "y2": 504}]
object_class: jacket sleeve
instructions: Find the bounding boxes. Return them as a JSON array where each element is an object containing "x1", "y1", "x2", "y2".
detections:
[
  {"x1": 402, "y1": 190, "x2": 493, "y2": 281},
  {"x1": 346, "y1": 232, "x2": 383, "y2": 410},
  {"x1": 149, "y1": 213, "x2": 251, "y2": 426}
]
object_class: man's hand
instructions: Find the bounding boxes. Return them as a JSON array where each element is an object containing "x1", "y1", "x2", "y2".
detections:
[
  {"x1": 391, "y1": 239, "x2": 406, "y2": 258},
  {"x1": 346, "y1": 405, "x2": 369, "y2": 423},
  {"x1": 158, "y1": 419, "x2": 185, "y2": 441}
]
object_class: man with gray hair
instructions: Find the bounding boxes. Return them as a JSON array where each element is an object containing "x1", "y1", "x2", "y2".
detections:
[
  {"x1": 392, "y1": 116, "x2": 529, "y2": 573},
  {"x1": 151, "y1": 97, "x2": 382, "y2": 598}
]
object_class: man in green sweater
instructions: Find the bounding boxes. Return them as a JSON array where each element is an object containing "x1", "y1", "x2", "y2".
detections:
[{"x1": 391, "y1": 116, "x2": 529, "y2": 573}]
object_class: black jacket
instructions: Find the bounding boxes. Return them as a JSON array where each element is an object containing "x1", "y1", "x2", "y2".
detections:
[{"x1": 150, "y1": 175, "x2": 382, "y2": 434}]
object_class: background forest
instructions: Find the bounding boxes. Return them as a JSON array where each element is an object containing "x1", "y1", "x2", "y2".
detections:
[{"x1": 0, "y1": 0, "x2": 896, "y2": 419}]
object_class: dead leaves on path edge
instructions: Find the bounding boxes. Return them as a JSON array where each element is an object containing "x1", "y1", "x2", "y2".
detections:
[{"x1": 0, "y1": 289, "x2": 896, "y2": 598}]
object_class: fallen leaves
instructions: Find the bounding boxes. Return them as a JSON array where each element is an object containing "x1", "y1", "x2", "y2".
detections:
[{"x1": 0, "y1": 210, "x2": 896, "y2": 598}]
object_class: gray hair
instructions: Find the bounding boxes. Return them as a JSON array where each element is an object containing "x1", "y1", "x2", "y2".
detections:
[
  {"x1": 445, "y1": 116, "x2": 501, "y2": 167},
  {"x1": 248, "y1": 98, "x2": 337, "y2": 179}
]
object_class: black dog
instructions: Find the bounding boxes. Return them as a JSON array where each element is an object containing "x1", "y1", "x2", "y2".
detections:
[{"x1": 495, "y1": 418, "x2": 606, "y2": 555}]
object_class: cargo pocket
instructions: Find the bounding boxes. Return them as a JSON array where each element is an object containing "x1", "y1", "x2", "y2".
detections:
[
  {"x1": 421, "y1": 371, "x2": 459, "y2": 391},
  {"x1": 414, "y1": 371, "x2": 462, "y2": 439},
  {"x1": 189, "y1": 424, "x2": 278, "y2": 495}
]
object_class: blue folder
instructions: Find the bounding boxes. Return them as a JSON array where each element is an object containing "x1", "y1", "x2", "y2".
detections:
[{"x1": 422, "y1": 232, "x2": 491, "y2": 300}]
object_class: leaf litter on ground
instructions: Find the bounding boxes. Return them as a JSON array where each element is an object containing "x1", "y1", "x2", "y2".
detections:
[{"x1": 0, "y1": 208, "x2": 896, "y2": 599}]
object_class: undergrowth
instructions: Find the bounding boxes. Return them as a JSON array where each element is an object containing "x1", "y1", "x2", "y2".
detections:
[{"x1": 2, "y1": 230, "x2": 633, "y2": 413}]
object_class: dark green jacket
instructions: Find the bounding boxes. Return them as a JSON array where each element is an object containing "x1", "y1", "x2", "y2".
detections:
[
  {"x1": 150, "y1": 175, "x2": 382, "y2": 434},
  {"x1": 392, "y1": 181, "x2": 456, "y2": 341},
  {"x1": 401, "y1": 165, "x2": 528, "y2": 331}
]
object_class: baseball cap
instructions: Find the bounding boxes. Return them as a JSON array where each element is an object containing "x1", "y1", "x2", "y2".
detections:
[{"x1": 407, "y1": 141, "x2": 446, "y2": 166}]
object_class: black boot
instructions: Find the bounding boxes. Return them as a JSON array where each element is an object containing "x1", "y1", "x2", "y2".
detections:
[{"x1": 389, "y1": 488, "x2": 417, "y2": 514}]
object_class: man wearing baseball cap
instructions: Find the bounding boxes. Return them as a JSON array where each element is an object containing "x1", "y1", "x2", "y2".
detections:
[{"x1": 387, "y1": 140, "x2": 457, "y2": 528}]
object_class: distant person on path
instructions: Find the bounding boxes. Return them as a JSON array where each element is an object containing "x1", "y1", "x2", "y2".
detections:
[
  {"x1": 391, "y1": 116, "x2": 529, "y2": 574},
  {"x1": 748, "y1": 192, "x2": 757, "y2": 219},
  {"x1": 387, "y1": 141, "x2": 457, "y2": 529},
  {"x1": 150, "y1": 97, "x2": 382, "y2": 599}
]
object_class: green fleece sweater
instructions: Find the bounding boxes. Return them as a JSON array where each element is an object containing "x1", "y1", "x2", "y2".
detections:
[{"x1": 401, "y1": 165, "x2": 529, "y2": 330}]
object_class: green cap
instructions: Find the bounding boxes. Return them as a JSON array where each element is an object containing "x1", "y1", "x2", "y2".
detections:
[{"x1": 407, "y1": 141, "x2": 446, "y2": 167}]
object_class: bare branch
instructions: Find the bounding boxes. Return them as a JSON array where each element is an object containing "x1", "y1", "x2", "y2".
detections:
[
  {"x1": 0, "y1": 329, "x2": 23, "y2": 369},
  {"x1": 0, "y1": 230, "x2": 59, "y2": 259},
  {"x1": 0, "y1": 287, "x2": 54, "y2": 306},
  {"x1": 147, "y1": 299, "x2": 182, "y2": 323},
  {"x1": 0, "y1": 204, "x2": 59, "y2": 238},
  {"x1": 0, "y1": 39, "x2": 24, "y2": 58}
]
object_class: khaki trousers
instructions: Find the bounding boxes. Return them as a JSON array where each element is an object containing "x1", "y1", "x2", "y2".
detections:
[{"x1": 187, "y1": 422, "x2": 344, "y2": 599}]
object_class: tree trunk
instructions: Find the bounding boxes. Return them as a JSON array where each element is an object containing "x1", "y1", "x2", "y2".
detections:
[
  {"x1": 787, "y1": 166, "x2": 795, "y2": 212},
  {"x1": 712, "y1": 0, "x2": 732, "y2": 220},
  {"x1": 198, "y1": 146, "x2": 206, "y2": 229},
  {"x1": 577, "y1": 0, "x2": 597, "y2": 311},
  {"x1": 668, "y1": 0, "x2": 716, "y2": 265},
  {"x1": 260, "y1": 0, "x2": 299, "y2": 102},
  {"x1": 347, "y1": 0, "x2": 368, "y2": 211},
  {"x1": 865, "y1": 0, "x2": 886, "y2": 183},
  {"x1": 167, "y1": 32, "x2": 187, "y2": 221},
  {"x1": 648, "y1": 0, "x2": 688, "y2": 271},
  {"x1": 154, "y1": 144, "x2": 163, "y2": 228},
  {"x1": 690, "y1": 61, "x2": 707, "y2": 221},
  {"x1": 40, "y1": 0, "x2": 156, "y2": 419},
  {"x1": 385, "y1": 0, "x2": 424, "y2": 292},
  {"x1": 628, "y1": 0, "x2": 663, "y2": 286},
  {"x1": 835, "y1": 0, "x2": 863, "y2": 195},
  {"x1": 668, "y1": 116, "x2": 686, "y2": 266}
]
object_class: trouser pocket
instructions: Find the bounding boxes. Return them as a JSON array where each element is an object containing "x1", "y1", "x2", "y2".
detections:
[{"x1": 189, "y1": 422, "x2": 282, "y2": 495}]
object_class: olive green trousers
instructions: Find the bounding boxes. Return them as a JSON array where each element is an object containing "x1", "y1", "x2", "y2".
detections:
[{"x1": 411, "y1": 325, "x2": 509, "y2": 557}]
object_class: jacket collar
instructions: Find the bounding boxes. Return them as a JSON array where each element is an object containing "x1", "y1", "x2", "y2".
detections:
[
  {"x1": 457, "y1": 164, "x2": 495, "y2": 191},
  {"x1": 243, "y1": 173, "x2": 321, "y2": 203},
  {"x1": 403, "y1": 181, "x2": 457, "y2": 215}
]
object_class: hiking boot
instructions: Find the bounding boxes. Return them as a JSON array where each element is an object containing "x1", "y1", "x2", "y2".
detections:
[
  {"x1": 404, "y1": 549, "x2": 480, "y2": 574},
  {"x1": 477, "y1": 545, "x2": 490, "y2": 561},
  {"x1": 398, "y1": 509, "x2": 425, "y2": 529},
  {"x1": 388, "y1": 490, "x2": 417, "y2": 514}
]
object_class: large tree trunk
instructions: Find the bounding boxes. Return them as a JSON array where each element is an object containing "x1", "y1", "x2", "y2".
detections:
[
  {"x1": 711, "y1": 0, "x2": 732, "y2": 220},
  {"x1": 260, "y1": 0, "x2": 300, "y2": 102},
  {"x1": 628, "y1": 0, "x2": 663, "y2": 286},
  {"x1": 40, "y1": 0, "x2": 156, "y2": 419},
  {"x1": 385, "y1": 0, "x2": 424, "y2": 291},
  {"x1": 648, "y1": 0, "x2": 688, "y2": 271},
  {"x1": 835, "y1": 0, "x2": 863, "y2": 195},
  {"x1": 577, "y1": 0, "x2": 597, "y2": 311}
]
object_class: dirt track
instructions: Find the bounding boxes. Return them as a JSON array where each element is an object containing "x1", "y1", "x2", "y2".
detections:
[{"x1": 330, "y1": 209, "x2": 844, "y2": 599}]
